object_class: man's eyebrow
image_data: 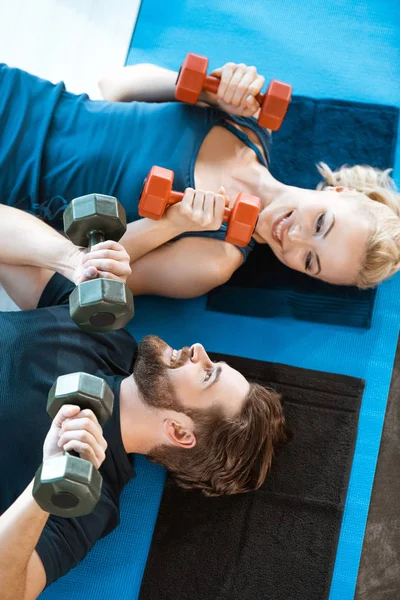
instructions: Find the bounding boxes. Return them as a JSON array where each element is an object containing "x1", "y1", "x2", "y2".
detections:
[
  {"x1": 315, "y1": 214, "x2": 336, "y2": 275},
  {"x1": 206, "y1": 365, "x2": 223, "y2": 389}
]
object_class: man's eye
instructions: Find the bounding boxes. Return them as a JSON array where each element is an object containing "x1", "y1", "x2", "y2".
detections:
[
  {"x1": 315, "y1": 213, "x2": 325, "y2": 233},
  {"x1": 305, "y1": 252, "x2": 312, "y2": 271}
]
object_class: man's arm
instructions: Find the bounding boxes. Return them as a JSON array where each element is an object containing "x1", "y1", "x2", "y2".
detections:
[
  {"x1": 0, "y1": 205, "x2": 78, "y2": 279},
  {"x1": 0, "y1": 405, "x2": 108, "y2": 599},
  {"x1": 0, "y1": 480, "x2": 48, "y2": 600},
  {"x1": 0, "y1": 264, "x2": 55, "y2": 310},
  {"x1": 0, "y1": 206, "x2": 131, "y2": 310}
]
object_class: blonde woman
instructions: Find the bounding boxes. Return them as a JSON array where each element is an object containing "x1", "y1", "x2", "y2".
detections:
[{"x1": 0, "y1": 61, "x2": 399, "y2": 297}]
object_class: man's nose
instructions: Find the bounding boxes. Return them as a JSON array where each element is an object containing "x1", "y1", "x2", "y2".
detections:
[{"x1": 191, "y1": 343, "x2": 212, "y2": 367}]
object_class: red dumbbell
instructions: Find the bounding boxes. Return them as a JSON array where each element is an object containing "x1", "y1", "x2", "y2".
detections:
[
  {"x1": 139, "y1": 166, "x2": 260, "y2": 247},
  {"x1": 175, "y1": 52, "x2": 292, "y2": 131}
]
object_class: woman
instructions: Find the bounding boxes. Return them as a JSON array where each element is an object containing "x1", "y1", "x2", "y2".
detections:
[{"x1": 1, "y1": 61, "x2": 399, "y2": 297}]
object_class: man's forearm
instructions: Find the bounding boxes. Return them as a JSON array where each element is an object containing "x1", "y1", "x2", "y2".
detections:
[
  {"x1": 0, "y1": 205, "x2": 77, "y2": 280},
  {"x1": 0, "y1": 480, "x2": 49, "y2": 600}
]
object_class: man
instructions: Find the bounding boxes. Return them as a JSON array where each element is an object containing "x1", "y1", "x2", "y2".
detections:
[{"x1": 0, "y1": 205, "x2": 289, "y2": 600}]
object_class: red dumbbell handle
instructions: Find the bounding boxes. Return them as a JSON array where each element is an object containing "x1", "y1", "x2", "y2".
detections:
[
  {"x1": 202, "y1": 75, "x2": 265, "y2": 105},
  {"x1": 166, "y1": 190, "x2": 232, "y2": 221}
]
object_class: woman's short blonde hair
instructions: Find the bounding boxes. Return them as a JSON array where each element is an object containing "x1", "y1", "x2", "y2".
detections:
[{"x1": 316, "y1": 163, "x2": 400, "y2": 288}]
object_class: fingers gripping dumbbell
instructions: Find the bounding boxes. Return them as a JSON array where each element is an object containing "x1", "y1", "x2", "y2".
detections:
[
  {"x1": 64, "y1": 194, "x2": 134, "y2": 332},
  {"x1": 139, "y1": 166, "x2": 261, "y2": 247},
  {"x1": 175, "y1": 52, "x2": 292, "y2": 131},
  {"x1": 33, "y1": 373, "x2": 114, "y2": 517}
]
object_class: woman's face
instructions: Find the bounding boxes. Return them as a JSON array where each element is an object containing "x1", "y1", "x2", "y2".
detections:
[{"x1": 255, "y1": 187, "x2": 371, "y2": 285}]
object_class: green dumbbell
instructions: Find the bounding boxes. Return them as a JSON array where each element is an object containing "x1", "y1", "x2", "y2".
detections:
[
  {"x1": 33, "y1": 372, "x2": 114, "y2": 517},
  {"x1": 63, "y1": 194, "x2": 134, "y2": 332}
]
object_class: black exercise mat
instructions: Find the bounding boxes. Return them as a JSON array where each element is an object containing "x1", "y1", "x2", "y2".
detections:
[
  {"x1": 139, "y1": 353, "x2": 364, "y2": 600},
  {"x1": 207, "y1": 96, "x2": 399, "y2": 328}
]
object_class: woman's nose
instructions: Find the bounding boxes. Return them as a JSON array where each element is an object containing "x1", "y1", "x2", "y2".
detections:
[{"x1": 287, "y1": 223, "x2": 308, "y2": 245}]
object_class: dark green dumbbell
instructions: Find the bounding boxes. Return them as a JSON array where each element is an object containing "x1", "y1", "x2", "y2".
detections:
[
  {"x1": 63, "y1": 194, "x2": 134, "y2": 332},
  {"x1": 33, "y1": 372, "x2": 114, "y2": 517}
]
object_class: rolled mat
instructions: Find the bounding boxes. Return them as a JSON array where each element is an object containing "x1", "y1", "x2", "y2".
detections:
[
  {"x1": 207, "y1": 96, "x2": 399, "y2": 328},
  {"x1": 139, "y1": 354, "x2": 364, "y2": 600}
]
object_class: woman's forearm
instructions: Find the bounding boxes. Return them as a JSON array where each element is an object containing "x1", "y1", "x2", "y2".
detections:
[
  {"x1": 98, "y1": 64, "x2": 178, "y2": 103},
  {"x1": 0, "y1": 480, "x2": 49, "y2": 600},
  {"x1": 0, "y1": 205, "x2": 78, "y2": 280},
  {"x1": 98, "y1": 63, "x2": 215, "y2": 105},
  {"x1": 120, "y1": 217, "x2": 185, "y2": 263}
]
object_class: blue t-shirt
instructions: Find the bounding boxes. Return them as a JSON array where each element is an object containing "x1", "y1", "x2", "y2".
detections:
[
  {"x1": 0, "y1": 274, "x2": 137, "y2": 588},
  {"x1": 0, "y1": 63, "x2": 272, "y2": 261}
]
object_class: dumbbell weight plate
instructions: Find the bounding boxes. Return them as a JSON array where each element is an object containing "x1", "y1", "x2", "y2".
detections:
[
  {"x1": 70, "y1": 278, "x2": 134, "y2": 332},
  {"x1": 63, "y1": 194, "x2": 127, "y2": 247},
  {"x1": 258, "y1": 80, "x2": 292, "y2": 130},
  {"x1": 47, "y1": 372, "x2": 114, "y2": 427},
  {"x1": 175, "y1": 53, "x2": 208, "y2": 104},
  {"x1": 33, "y1": 454, "x2": 103, "y2": 517}
]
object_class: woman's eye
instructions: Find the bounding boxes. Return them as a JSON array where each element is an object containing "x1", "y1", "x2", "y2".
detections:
[
  {"x1": 305, "y1": 251, "x2": 312, "y2": 271},
  {"x1": 315, "y1": 213, "x2": 325, "y2": 233}
]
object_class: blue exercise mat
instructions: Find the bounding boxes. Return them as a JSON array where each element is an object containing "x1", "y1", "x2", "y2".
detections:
[{"x1": 40, "y1": 1, "x2": 400, "y2": 599}]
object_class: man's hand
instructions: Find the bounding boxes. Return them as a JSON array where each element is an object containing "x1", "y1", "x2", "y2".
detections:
[
  {"x1": 202, "y1": 62, "x2": 265, "y2": 117},
  {"x1": 43, "y1": 405, "x2": 108, "y2": 470},
  {"x1": 71, "y1": 241, "x2": 132, "y2": 286}
]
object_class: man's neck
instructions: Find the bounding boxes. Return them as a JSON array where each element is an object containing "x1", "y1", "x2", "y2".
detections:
[{"x1": 118, "y1": 375, "x2": 163, "y2": 455}]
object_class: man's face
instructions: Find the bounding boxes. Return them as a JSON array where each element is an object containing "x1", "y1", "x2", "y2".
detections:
[{"x1": 133, "y1": 335, "x2": 249, "y2": 418}]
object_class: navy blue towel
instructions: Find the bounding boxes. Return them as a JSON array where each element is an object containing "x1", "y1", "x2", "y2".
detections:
[{"x1": 207, "y1": 97, "x2": 399, "y2": 328}]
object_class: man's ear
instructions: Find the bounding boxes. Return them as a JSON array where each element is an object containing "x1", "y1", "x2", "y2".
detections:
[{"x1": 163, "y1": 419, "x2": 196, "y2": 449}]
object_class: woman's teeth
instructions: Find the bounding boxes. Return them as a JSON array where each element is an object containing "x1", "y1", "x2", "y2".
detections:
[{"x1": 275, "y1": 212, "x2": 292, "y2": 242}]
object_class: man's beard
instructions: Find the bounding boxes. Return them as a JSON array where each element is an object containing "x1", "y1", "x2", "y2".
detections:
[{"x1": 133, "y1": 335, "x2": 190, "y2": 411}]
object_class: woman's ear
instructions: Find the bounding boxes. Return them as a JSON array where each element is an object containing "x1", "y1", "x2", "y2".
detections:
[
  {"x1": 325, "y1": 185, "x2": 354, "y2": 193},
  {"x1": 163, "y1": 419, "x2": 196, "y2": 449},
  {"x1": 334, "y1": 186, "x2": 354, "y2": 193}
]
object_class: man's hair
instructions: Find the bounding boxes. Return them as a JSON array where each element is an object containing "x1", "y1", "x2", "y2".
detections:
[{"x1": 147, "y1": 382, "x2": 291, "y2": 496}]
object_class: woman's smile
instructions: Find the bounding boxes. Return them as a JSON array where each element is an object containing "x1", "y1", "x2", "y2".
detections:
[{"x1": 272, "y1": 211, "x2": 293, "y2": 247}]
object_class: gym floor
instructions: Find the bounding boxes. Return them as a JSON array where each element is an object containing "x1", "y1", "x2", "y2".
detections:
[{"x1": 356, "y1": 339, "x2": 400, "y2": 600}]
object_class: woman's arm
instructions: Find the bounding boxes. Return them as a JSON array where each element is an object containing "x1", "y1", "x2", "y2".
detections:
[
  {"x1": 119, "y1": 216, "x2": 187, "y2": 264},
  {"x1": 0, "y1": 480, "x2": 48, "y2": 600},
  {"x1": 98, "y1": 62, "x2": 264, "y2": 119},
  {"x1": 98, "y1": 64, "x2": 183, "y2": 103},
  {"x1": 127, "y1": 236, "x2": 243, "y2": 298},
  {"x1": 118, "y1": 188, "x2": 228, "y2": 264}
]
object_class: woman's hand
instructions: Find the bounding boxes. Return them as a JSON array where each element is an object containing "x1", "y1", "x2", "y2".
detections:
[
  {"x1": 71, "y1": 241, "x2": 132, "y2": 285},
  {"x1": 43, "y1": 405, "x2": 108, "y2": 470},
  {"x1": 164, "y1": 187, "x2": 230, "y2": 233},
  {"x1": 203, "y1": 62, "x2": 265, "y2": 117}
]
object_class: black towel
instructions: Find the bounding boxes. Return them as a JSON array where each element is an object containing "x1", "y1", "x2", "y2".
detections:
[
  {"x1": 207, "y1": 96, "x2": 399, "y2": 328},
  {"x1": 139, "y1": 354, "x2": 364, "y2": 600}
]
